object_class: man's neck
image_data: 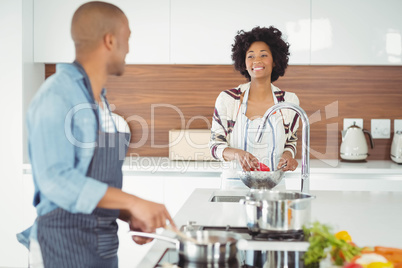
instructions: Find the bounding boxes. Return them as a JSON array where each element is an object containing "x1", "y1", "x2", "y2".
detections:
[{"x1": 75, "y1": 58, "x2": 107, "y2": 104}]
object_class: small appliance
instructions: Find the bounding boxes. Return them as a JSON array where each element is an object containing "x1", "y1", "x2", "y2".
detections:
[
  {"x1": 340, "y1": 123, "x2": 374, "y2": 161},
  {"x1": 391, "y1": 131, "x2": 402, "y2": 164}
]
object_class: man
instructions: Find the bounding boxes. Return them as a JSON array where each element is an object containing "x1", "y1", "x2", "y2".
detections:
[{"x1": 17, "y1": 2, "x2": 174, "y2": 267}]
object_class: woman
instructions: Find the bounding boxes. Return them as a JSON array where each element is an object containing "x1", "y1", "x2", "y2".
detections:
[{"x1": 209, "y1": 26, "x2": 300, "y2": 189}]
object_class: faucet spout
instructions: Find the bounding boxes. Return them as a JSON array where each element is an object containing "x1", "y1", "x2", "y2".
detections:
[{"x1": 255, "y1": 102, "x2": 310, "y2": 193}]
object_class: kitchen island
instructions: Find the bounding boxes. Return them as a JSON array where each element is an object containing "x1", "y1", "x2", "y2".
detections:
[
  {"x1": 20, "y1": 159, "x2": 402, "y2": 267},
  {"x1": 137, "y1": 188, "x2": 402, "y2": 268}
]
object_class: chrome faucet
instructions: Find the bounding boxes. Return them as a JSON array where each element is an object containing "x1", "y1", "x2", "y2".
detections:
[{"x1": 255, "y1": 102, "x2": 310, "y2": 193}]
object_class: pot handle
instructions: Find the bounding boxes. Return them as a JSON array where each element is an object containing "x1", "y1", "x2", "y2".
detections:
[
  {"x1": 128, "y1": 231, "x2": 179, "y2": 246},
  {"x1": 363, "y1": 129, "x2": 375, "y2": 148}
]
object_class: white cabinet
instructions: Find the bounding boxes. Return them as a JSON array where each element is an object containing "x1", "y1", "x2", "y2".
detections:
[
  {"x1": 311, "y1": 0, "x2": 402, "y2": 65},
  {"x1": 33, "y1": 0, "x2": 170, "y2": 63},
  {"x1": 33, "y1": 0, "x2": 311, "y2": 64},
  {"x1": 33, "y1": 0, "x2": 402, "y2": 65},
  {"x1": 170, "y1": 0, "x2": 311, "y2": 64}
]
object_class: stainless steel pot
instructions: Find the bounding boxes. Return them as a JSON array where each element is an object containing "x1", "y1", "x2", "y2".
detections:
[
  {"x1": 240, "y1": 190, "x2": 315, "y2": 233},
  {"x1": 129, "y1": 230, "x2": 241, "y2": 263}
]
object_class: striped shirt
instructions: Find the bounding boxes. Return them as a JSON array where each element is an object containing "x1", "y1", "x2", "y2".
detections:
[{"x1": 209, "y1": 82, "x2": 300, "y2": 161}]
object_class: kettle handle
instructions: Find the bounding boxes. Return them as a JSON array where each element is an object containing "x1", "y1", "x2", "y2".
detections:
[{"x1": 363, "y1": 129, "x2": 374, "y2": 149}]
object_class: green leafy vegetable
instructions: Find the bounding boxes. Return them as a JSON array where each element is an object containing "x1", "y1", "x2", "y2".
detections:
[{"x1": 303, "y1": 222, "x2": 362, "y2": 267}]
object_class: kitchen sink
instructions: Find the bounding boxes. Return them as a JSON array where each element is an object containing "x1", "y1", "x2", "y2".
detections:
[
  {"x1": 209, "y1": 190, "x2": 248, "y2": 203},
  {"x1": 210, "y1": 196, "x2": 245, "y2": 202}
]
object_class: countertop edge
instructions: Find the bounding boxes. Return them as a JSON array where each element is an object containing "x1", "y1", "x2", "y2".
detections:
[{"x1": 22, "y1": 158, "x2": 402, "y2": 174}]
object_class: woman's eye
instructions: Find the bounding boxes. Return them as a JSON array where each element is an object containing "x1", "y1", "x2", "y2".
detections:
[
  {"x1": 261, "y1": 54, "x2": 268, "y2": 57},
  {"x1": 247, "y1": 55, "x2": 254, "y2": 59}
]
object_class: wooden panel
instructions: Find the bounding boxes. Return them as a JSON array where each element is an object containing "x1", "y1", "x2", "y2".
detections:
[{"x1": 45, "y1": 64, "x2": 402, "y2": 160}]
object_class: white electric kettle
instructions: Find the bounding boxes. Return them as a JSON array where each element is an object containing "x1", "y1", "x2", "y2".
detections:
[
  {"x1": 340, "y1": 123, "x2": 374, "y2": 161},
  {"x1": 391, "y1": 131, "x2": 402, "y2": 164}
]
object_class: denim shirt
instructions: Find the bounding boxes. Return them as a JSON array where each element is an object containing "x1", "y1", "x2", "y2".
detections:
[{"x1": 17, "y1": 63, "x2": 109, "y2": 247}]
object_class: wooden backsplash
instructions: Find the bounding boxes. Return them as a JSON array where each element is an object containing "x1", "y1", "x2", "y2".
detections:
[{"x1": 45, "y1": 64, "x2": 402, "y2": 160}]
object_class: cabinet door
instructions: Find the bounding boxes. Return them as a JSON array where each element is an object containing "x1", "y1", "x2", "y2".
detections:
[
  {"x1": 311, "y1": 0, "x2": 402, "y2": 65},
  {"x1": 33, "y1": 0, "x2": 170, "y2": 63},
  {"x1": 170, "y1": 0, "x2": 311, "y2": 64}
]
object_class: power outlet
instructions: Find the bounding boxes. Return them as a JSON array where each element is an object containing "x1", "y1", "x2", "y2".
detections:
[
  {"x1": 395, "y1": 119, "x2": 402, "y2": 133},
  {"x1": 343, "y1": 118, "x2": 363, "y2": 130},
  {"x1": 371, "y1": 119, "x2": 391, "y2": 139}
]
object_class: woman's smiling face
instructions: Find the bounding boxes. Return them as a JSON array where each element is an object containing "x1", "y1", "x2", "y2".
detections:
[{"x1": 245, "y1": 41, "x2": 275, "y2": 81}]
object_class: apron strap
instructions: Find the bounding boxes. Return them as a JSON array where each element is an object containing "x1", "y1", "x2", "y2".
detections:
[{"x1": 72, "y1": 61, "x2": 100, "y2": 126}]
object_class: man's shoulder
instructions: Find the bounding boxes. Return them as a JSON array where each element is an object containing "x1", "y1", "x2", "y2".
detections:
[
  {"x1": 39, "y1": 63, "x2": 83, "y2": 98},
  {"x1": 28, "y1": 63, "x2": 87, "y2": 114}
]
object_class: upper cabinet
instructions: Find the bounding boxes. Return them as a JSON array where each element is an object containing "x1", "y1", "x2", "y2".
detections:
[
  {"x1": 33, "y1": 0, "x2": 170, "y2": 63},
  {"x1": 311, "y1": 0, "x2": 402, "y2": 65},
  {"x1": 34, "y1": 0, "x2": 402, "y2": 65},
  {"x1": 170, "y1": 0, "x2": 311, "y2": 65}
]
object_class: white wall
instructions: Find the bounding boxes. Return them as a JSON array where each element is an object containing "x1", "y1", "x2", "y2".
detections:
[
  {"x1": 0, "y1": 0, "x2": 26, "y2": 266},
  {"x1": 0, "y1": 0, "x2": 44, "y2": 266}
]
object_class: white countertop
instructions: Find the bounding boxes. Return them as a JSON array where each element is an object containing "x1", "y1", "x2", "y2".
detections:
[
  {"x1": 122, "y1": 158, "x2": 402, "y2": 192},
  {"x1": 137, "y1": 188, "x2": 402, "y2": 268},
  {"x1": 23, "y1": 158, "x2": 402, "y2": 191},
  {"x1": 121, "y1": 158, "x2": 402, "y2": 174},
  {"x1": 22, "y1": 157, "x2": 402, "y2": 175}
]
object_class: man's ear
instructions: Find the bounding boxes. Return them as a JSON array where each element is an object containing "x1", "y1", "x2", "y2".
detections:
[{"x1": 104, "y1": 33, "x2": 115, "y2": 51}]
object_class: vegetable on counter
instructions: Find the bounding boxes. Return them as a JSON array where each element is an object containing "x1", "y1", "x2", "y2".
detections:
[
  {"x1": 374, "y1": 247, "x2": 402, "y2": 267},
  {"x1": 303, "y1": 222, "x2": 362, "y2": 267},
  {"x1": 303, "y1": 222, "x2": 402, "y2": 268}
]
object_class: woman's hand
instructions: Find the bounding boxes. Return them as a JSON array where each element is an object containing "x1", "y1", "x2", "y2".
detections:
[
  {"x1": 223, "y1": 148, "x2": 259, "y2": 171},
  {"x1": 277, "y1": 151, "x2": 298, "y2": 171}
]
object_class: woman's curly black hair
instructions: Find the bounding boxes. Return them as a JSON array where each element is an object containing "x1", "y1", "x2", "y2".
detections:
[{"x1": 231, "y1": 26, "x2": 290, "y2": 82}]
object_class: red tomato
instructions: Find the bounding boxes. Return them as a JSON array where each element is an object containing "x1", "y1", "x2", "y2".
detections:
[{"x1": 258, "y1": 163, "x2": 270, "y2": 171}]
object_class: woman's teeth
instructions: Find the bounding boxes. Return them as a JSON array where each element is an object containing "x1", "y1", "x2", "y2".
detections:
[{"x1": 253, "y1": 67, "x2": 264, "y2": 71}]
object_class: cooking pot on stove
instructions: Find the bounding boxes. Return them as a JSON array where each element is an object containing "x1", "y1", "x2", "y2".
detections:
[
  {"x1": 129, "y1": 230, "x2": 241, "y2": 263},
  {"x1": 240, "y1": 190, "x2": 315, "y2": 233}
]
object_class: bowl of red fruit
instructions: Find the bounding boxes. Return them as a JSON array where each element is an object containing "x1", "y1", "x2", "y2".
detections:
[{"x1": 237, "y1": 162, "x2": 285, "y2": 189}]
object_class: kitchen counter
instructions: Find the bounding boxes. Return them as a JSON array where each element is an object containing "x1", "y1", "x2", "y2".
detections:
[
  {"x1": 120, "y1": 158, "x2": 402, "y2": 192},
  {"x1": 121, "y1": 158, "x2": 402, "y2": 174},
  {"x1": 22, "y1": 158, "x2": 402, "y2": 175},
  {"x1": 137, "y1": 188, "x2": 402, "y2": 267},
  {"x1": 22, "y1": 158, "x2": 402, "y2": 192}
]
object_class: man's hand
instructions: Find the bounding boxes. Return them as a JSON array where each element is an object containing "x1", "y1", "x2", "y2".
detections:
[
  {"x1": 98, "y1": 187, "x2": 176, "y2": 245},
  {"x1": 127, "y1": 197, "x2": 175, "y2": 245}
]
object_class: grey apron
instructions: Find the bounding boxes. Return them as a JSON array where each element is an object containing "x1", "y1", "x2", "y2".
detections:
[{"x1": 36, "y1": 62, "x2": 129, "y2": 268}]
